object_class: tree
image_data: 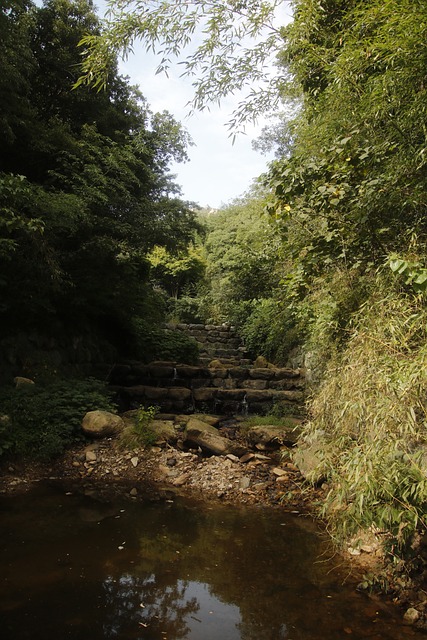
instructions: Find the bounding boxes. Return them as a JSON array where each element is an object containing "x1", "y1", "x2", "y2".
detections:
[
  {"x1": 0, "y1": 0, "x2": 198, "y2": 362},
  {"x1": 148, "y1": 244, "x2": 206, "y2": 300},
  {"x1": 265, "y1": 0, "x2": 427, "y2": 289},
  {"x1": 201, "y1": 185, "x2": 281, "y2": 328},
  {"x1": 76, "y1": 0, "x2": 290, "y2": 132}
]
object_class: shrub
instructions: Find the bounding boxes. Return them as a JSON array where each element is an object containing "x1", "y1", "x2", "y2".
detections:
[
  {"x1": 298, "y1": 273, "x2": 427, "y2": 554},
  {"x1": 0, "y1": 378, "x2": 116, "y2": 460},
  {"x1": 119, "y1": 406, "x2": 159, "y2": 449},
  {"x1": 132, "y1": 319, "x2": 199, "y2": 363}
]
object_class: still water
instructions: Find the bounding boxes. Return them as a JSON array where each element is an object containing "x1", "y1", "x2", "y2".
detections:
[{"x1": 0, "y1": 482, "x2": 421, "y2": 640}]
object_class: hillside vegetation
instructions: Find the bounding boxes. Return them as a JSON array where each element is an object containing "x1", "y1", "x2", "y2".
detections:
[{"x1": 3, "y1": 0, "x2": 427, "y2": 560}]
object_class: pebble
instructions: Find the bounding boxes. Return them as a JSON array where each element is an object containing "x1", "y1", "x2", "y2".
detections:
[
  {"x1": 403, "y1": 608, "x2": 420, "y2": 624},
  {"x1": 173, "y1": 473, "x2": 189, "y2": 487},
  {"x1": 239, "y1": 477, "x2": 250, "y2": 490},
  {"x1": 130, "y1": 456, "x2": 139, "y2": 468},
  {"x1": 226, "y1": 454, "x2": 240, "y2": 463},
  {"x1": 239, "y1": 453, "x2": 255, "y2": 463},
  {"x1": 272, "y1": 467, "x2": 288, "y2": 477}
]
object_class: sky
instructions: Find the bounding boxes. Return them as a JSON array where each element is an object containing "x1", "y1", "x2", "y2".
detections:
[
  {"x1": 92, "y1": 1, "x2": 293, "y2": 209},
  {"x1": 34, "y1": 0, "x2": 293, "y2": 208}
]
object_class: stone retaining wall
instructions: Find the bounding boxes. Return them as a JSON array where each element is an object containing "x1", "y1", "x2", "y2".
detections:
[
  {"x1": 165, "y1": 323, "x2": 250, "y2": 365},
  {"x1": 110, "y1": 361, "x2": 305, "y2": 415}
]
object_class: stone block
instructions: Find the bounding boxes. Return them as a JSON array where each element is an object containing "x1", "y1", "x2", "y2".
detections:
[
  {"x1": 193, "y1": 387, "x2": 218, "y2": 402},
  {"x1": 176, "y1": 365, "x2": 205, "y2": 378},
  {"x1": 144, "y1": 387, "x2": 169, "y2": 401},
  {"x1": 228, "y1": 367, "x2": 248, "y2": 380},
  {"x1": 272, "y1": 390, "x2": 304, "y2": 402},
  {"x1": 149, "y1": 365, "x2": 175, "y2": 378},
  {"x1": 245, "y1": 389, "x2": 272, "y2": 402},
  {"x1": 241, "y1": 379, "x2": 268, "y2": 390},
  {"x1": 274, "y1": 368, "x2": 302, "y2": 380},
  {"x1": 217, "y1": 389, "x2": 246, "y2": 401},
  {"x1": 249, "y1": 368, "x2": 275, "y2": 380},
  {"x1": 167, "y1": 387, "x2": 193, "y2": 401}
]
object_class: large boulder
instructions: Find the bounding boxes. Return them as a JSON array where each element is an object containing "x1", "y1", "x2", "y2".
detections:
[
  {"x1": 246, "y1": 424, "x2": 300, "y2": 449},
  {"x1": 185, "y1": 417, "x2": 246, "y2": 457},
  {"x1": 14, "y1": 376, "x2": 35, "y2": 388},
  {"x1": 82, "y1": 410, "x2": 124, "y2": 438},
  {"x1": 292, "y1": 430, "x2": 328, "y2": 483}
]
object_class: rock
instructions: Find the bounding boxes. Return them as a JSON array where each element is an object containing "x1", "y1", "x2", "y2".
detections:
[
  {"x1": 85, "y1": 450, "x2": 97, "y2": 462},
  {"x1": 272, "y1": 467, "x2": 288, "y2": 476},
  {"x1": 173, "y1": 473, "x2": 189, "y2": 487},
  {"x1": 158, "y1": 464, "x2": 172, "y2": 477},
  {"x1": 82, "y1": 410, "x2": 124, "y2": 438},
  {"x1": 239, "y1": 477, "x2": 251, "y2": 490},
  {"x1": 193, "y1": 387, "x2": 218, "y2": 403},
  {"x1": 239, "y1": 452, "x2": 255, "y2": 463},
  {"x1": 248, "y1": 368, "x2": 275, "y2": 381},
  {"x1": 129, "y1": 487, "x2": 138, "y2": 496},
  {"x1": 130, "y1": 456, "x2": 139, "y2": 467},
  {"x1": 403, "y1": 608, "x2": 420, "y2": 624},
  {"x1": 208, "y1": 359, "x2": 225, "y2": 368},
  {"x1": 254, "y1": 356, "x2": 269, "y2": 368},
  {"x1": 167, "y1": 387, "x2": 192, "y2": 402},
  {"x1": 14, "y1": 376, "x2": 35, "y2": 387},
  {"x1": 192, "y1": 414, "x2": 221, "y2": 426},
  {"x1": 292, "y1": 431, "x2": 328, "y2": 483},
  {"x1": 226, "y1": 454, "x2": 240, "y2": 463},
  {"x1": 122, "y1": 414, "x2": 177, "y2": 444},
  {"x1": 247, "y1": 425, "x2": 298, "y2": 448},
  {"x1": 185, "y1": 418, "x2": 247, "y2": 457},
  {"x1": 150, "y1": 420, "x2": 178, "y2": 443}
]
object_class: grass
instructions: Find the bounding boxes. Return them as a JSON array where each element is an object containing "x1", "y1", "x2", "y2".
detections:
[
  {"x1": 241, "y1": 414, "x2": 298, "y2": 429},
  {"x1": 297, "y1": 275, "x2": 427, "y2": 554},
  {"x1": 119, "y1": 406, "x2": 159, "y2": 449}
]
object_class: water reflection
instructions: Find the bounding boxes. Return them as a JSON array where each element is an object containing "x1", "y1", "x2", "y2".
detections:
[{"x1": 0, "y1": 482, "x2": 421, "y2": 640}]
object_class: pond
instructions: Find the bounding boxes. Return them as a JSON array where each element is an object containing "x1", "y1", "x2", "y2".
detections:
[{"x1": 0, "y1": 481, "x2": 420, "y2": 640}]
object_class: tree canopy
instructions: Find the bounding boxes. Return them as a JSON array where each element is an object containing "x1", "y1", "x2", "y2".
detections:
[{"x1": 0, "y1": 0, "x2": 198, "y2": 367}]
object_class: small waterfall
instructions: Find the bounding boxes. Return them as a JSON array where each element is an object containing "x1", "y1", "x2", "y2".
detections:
[
  {"x1": 173, "y1": 367, "x2": 178, "y2": 380},
  {"x1": 241, "y1": 394, "x2": 249, "y2": 416}
]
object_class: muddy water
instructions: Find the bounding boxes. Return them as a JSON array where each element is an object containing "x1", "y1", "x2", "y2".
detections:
[{"x1": 0, "y1": 482, "x2": 420, "y2": 640}]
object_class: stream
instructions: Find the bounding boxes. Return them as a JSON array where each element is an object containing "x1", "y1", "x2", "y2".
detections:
[{"x1": 0, "y1": 481, "x2": 421, "y2": 640}]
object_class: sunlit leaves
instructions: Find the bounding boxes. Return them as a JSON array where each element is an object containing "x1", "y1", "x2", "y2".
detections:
[{"x1": 76, "y1": 0, "x2": 289, "y2": 132}]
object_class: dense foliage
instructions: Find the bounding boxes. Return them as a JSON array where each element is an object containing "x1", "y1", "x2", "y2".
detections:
[
  {"x1": 0, "y1": 378, "x2": 115, "y2": 459},
  {"x1": 268, "y1": 0, "x2": 427, "y2": 552},
  {"x1": 0, "y1": 0, "x2": 199, "y2": 375}
]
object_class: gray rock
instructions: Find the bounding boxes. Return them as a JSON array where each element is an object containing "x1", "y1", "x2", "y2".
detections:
[
  {"x1": 403, "y1": 608, "x2": 420, "y2": 624},
  {"x1": 82, "y1": 410, "x2": 124, "y2": 438},
  {"x1": 185, "y1": 418, "x2": 246, "y2": 457},
  {"x1": 292, "y1": 430, "x2": 328, "y2": 483},
  {"x1": 246, "y1": 425, "x2": 299, "y2": 448}
]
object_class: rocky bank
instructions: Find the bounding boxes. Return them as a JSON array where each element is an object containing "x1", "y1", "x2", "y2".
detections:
[{"x1": 1, "y1": 410, "x2": 427, "y2": 631}]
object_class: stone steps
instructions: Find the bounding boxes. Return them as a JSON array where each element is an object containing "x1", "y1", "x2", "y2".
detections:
[
  {"x1": 165, "y1": 322, "x2": 251, "y2": 365},
  {"x1": 109, "y1": 362, "x2": 305, "y2": 415}
]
